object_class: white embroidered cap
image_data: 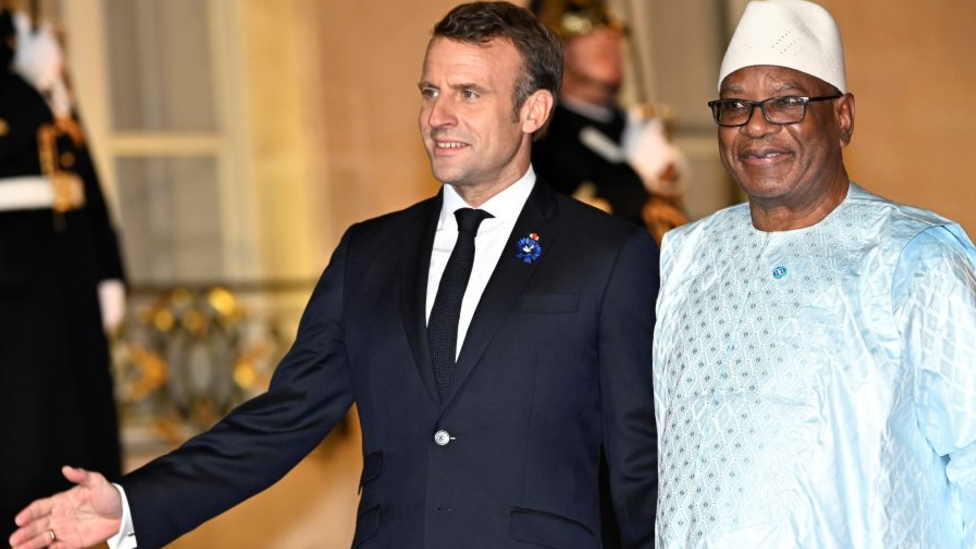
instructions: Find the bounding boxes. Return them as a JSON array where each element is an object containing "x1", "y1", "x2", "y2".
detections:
[{"x1": 718, "y1": 0, "x2": 846, "y2": 93}]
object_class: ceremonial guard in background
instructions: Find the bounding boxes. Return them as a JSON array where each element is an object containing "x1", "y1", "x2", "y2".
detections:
[
  {"x1": 0, "y1": 5, "x2": 126, "y2": 535},
  {"x1": 530, "y1": 0, "x2": 689, "y2": 243}
]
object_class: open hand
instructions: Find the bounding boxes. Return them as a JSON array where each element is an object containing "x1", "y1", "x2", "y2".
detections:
[{"x1": 8, "y1": 466, "x2": 122, "y2": 549}]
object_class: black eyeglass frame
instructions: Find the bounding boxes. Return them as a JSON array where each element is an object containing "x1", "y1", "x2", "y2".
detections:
[{"x1": 707, "y1": 95, "x2": 844, "y2": 127}]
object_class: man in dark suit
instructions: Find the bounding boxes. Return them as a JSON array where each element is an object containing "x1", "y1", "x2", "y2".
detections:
[{"x1": 9, "y1": 3, "x2": 658, "y2": 548}]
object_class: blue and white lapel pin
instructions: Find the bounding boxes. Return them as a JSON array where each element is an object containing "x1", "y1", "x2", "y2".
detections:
[{"x1": 515, "y1": 232, "x2": 542, "y2": 264}]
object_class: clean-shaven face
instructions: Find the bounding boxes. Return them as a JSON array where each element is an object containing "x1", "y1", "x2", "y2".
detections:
[{"x1": 418, "y1": 37, "x2": 533, "y2": 195}]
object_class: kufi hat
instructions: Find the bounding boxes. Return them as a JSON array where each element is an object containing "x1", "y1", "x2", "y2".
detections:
[{"x1": 718, "y1": 0, "x2": 846, "y2": 93}]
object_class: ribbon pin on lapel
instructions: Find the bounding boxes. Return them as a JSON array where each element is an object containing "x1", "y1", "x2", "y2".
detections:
[{"x1": 515, "y1": 232, "x2": 542, "y2": 264}]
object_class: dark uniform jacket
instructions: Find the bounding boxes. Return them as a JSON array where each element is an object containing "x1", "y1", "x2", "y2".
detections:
[
  {"x1": 533, "y1": 104, "x2": 651, "y2": 228},
  {"x1": 0, "y1": 68, "x2": 126, "y2": 532}
]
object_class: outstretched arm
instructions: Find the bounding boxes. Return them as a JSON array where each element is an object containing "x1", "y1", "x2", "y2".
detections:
[
  {"x1": 9, "y1": 466, "x2": 121, "y2": 549},
  {"x1": 12, "y1": 227, "x2": 357, "y2": 549},
  {"x1": 120, "y1": 229, "x2": 356, "y2": 548}
]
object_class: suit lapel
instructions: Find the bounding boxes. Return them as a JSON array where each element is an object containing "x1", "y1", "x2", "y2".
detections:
[
  {"x1": 439, "y1": 182, "x2": 560, "y2": 409},
  {"x1": 399, "y1": 193, "x2": 442, "y2": 405}
]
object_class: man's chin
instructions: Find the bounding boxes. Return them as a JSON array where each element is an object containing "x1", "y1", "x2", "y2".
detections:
[
  {"x1": 736, "y1": 178, "x2": 791, "y2": 200},
  {"x1": 431, "y1": 169, "x2": 464, "y2": 188},
  {"x1": 733, "y1": 168, "x2": 795, "y2": 195}
]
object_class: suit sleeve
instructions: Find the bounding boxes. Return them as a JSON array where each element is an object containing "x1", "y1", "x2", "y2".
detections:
[
  {"x1": 599, "y1": 228, "x2": 659, "y2": 548},
  {"x1": 121, "y1": 228, "x2": 357, "y2": 549}
]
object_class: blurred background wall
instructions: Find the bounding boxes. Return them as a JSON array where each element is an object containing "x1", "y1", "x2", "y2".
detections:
[
  {"x1": 59, "y1": 0, "x2": 976, "y2": 295},
  {"x1": 815, "y1": 0, "x2": 976, "y2": 233}
]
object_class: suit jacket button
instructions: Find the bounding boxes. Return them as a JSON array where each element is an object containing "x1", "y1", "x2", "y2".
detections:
[{"x1": 434, "y1": 430, "x2": 452, "y2": 446}]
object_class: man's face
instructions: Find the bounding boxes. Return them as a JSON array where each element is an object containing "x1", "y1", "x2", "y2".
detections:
[
  {"x1": 717, "y1": 65, "x2": 853, "y2": 209},
  {"x1": 418, "y1": 37, "x2": 535, "y2": 196},
  {"x1": 563, "y1": 27, "x2": 623, "y2": 98}
]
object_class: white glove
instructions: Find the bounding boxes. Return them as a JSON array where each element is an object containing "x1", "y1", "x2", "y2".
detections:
[
  {"x1": 98, "y1": 279, "x2": 127, "y2": 333},
  {"x1": 621, "y1": 110, "x2": 688, "y2": 197},
  {"x1": 12, "y1": 11, "x2": 72, "y2": 117}
]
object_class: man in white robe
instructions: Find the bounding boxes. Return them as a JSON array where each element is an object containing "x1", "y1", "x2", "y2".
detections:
[{"x1": 653, "y1": 1, "x2": 976, "y2": 548}]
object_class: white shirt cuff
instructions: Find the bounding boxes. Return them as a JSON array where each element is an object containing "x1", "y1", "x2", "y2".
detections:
[{"x1": 107, "y1": 483, "x2": 138, "y2": 549}]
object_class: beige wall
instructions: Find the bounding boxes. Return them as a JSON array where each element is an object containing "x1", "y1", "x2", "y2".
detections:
[
  {"x1": 294, "y1": 1, "x2": 976, "y2": 248},
  {"x1": 817, "y1": 0, "x2": 976, "y2": 235},
  {"x1": 233, "y1": 1, "x2": 462, "y2": 275},
  {"x1": 64, "y1": 1, "x2": 976, "y2": 284},
  {"x1": 294, "y1": 0, "x2": 461, "y2": 268},
  {"x1": 240, "y1": 0, "x2": 318, "y2": 281},
  {"x1": 152, "y1": 0, "x2": 976, "y2": 284}
]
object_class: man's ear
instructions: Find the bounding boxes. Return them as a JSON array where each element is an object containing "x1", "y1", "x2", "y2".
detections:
[
  {"x1": 836, "y1": 93, "x2": 855, "y2": 148},
  {"x1": 520, "y1": 89, "x2": 555, "y2": 134}
]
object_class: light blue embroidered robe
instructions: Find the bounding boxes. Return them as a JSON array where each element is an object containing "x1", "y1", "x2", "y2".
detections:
[{"x1": 654, "y1": 183, "x2": 976, "y2": 549}]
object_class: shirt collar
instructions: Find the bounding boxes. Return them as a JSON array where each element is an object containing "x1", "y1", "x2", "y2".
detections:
[{"x1": 439, "y1": 167, "x2": 536, "y2": 230}]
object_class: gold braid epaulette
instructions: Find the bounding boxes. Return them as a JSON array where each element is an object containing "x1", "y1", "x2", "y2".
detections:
[{"x1": 37, "y1": 122, "x2": 84, "y2": 214}]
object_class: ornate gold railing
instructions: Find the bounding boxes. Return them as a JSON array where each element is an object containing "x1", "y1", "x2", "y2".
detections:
[{"x1": 110, "y1": 280, "x2": 315, "y2": 449}]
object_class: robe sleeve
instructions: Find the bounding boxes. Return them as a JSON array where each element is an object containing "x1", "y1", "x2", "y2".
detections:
[{"x1": 893, "y1": 224, "x2": 976, "y2": 548}]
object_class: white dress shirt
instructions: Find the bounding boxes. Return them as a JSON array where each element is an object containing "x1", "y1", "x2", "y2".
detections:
[
  {"x1": 426, "y1": 168, "x2": 536, "y2": 357},
  {"x1": 109, "y1": 168, "x2": 537, "y2": 549}
]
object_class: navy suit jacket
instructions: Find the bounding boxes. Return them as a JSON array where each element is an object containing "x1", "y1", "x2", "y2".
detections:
[{"x1": 123, "y1": 181, "x2": 659, "y2": 548}]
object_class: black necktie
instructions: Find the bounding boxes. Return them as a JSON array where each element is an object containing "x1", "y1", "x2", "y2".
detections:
[{"x1": 428, "y1": 208, "x2": 494, "y2": 400}]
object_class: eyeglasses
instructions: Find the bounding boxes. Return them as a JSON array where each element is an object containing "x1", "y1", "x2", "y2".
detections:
[{"x1": 707, "y1": 95, "x2": 843, "y2": 127}]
